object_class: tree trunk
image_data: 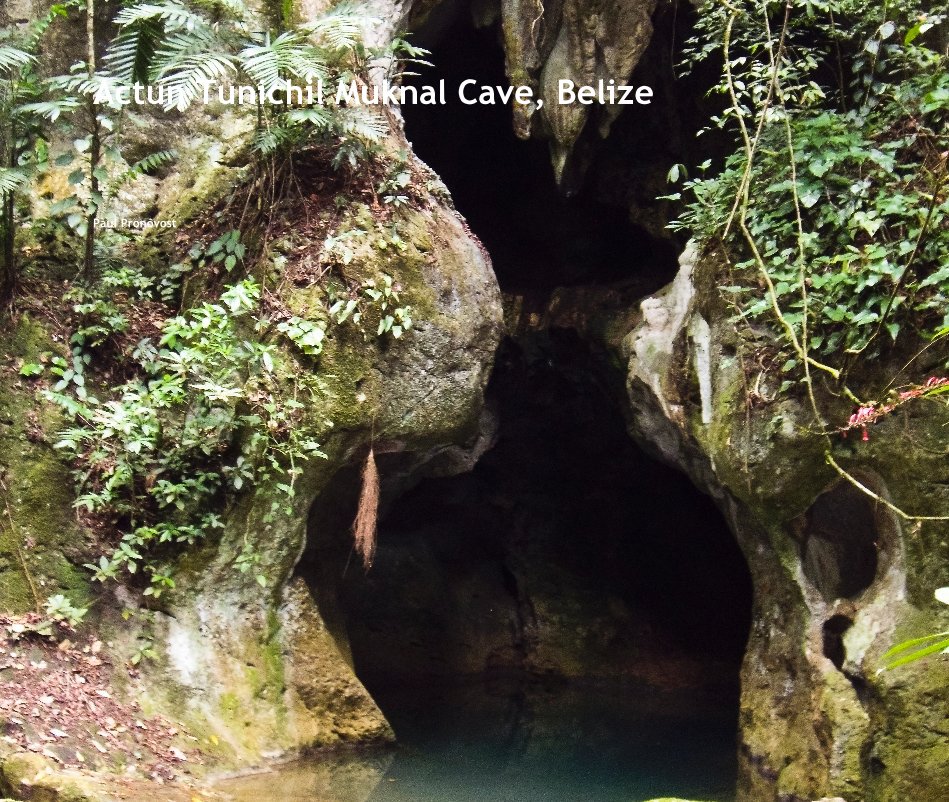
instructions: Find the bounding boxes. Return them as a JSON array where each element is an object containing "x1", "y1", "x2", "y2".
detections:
[
  {"x1": 1, "y1": 132, "x2": 16, "y2": 307},
  {"x1": 0, "y1": 192, "x2": 14, "y2": 306},
  {"x1": 83, "y1": 0, "x2": 98, "y2": 282}
]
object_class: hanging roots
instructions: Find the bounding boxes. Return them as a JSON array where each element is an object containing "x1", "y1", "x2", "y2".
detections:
[{"x1": 352, "y1": 448, "x2": 379, "y2": 569}]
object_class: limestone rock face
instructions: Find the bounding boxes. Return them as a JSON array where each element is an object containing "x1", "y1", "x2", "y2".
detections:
[
  {"x1": 1, "y1": 190, "x2": 502, "y2": 771},
  {"x1": 500, "y1": 0, "x2": 658, "y2": 180},
  {"x1": 136, "y1": 189, "x2": 503, "y2": 764},
  {"x1": 0, "y1": 0, "x2": 504, "y2": 769},
  {"x1": 621, "y1": 245, "x2": 949, "y2": 802}
]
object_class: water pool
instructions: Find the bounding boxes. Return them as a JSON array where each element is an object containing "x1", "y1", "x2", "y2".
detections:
[{"x1": 214, "y1": 680, "x2": 737, "y2": 802}]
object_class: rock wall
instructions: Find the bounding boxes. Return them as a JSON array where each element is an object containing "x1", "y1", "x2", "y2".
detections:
[
  {"x1": 621, "y1": 245, "x2": 949, "y2": 802},
  {"x1": 137, "y1": 192, "x2": 503, "y2": 765},
  {"x1": 0, "y1": 0, "x2": 504, "y2": 771}
]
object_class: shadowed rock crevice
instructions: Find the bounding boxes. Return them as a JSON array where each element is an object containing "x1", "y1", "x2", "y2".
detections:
[
  {"x1": 800, "y1": 482, "x2": 881, "y2": 603},
  {"x1": 822, "y1": 614, "x2": 854, "y2": 671}
]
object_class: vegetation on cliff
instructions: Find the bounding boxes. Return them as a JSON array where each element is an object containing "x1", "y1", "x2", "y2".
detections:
[
  {"x1": 0, "y1": 0, "x2": 425, "y2": 609},
  {"x1": 667, "y1": 0, "x2": 949, "y2": 520}
]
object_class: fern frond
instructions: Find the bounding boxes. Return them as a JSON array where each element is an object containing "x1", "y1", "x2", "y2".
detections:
[
  {"x1": 238, "y1": 37, "x2": 282, "y2": 92},
  {"x1": 334, "y1": 106, "x2": 387, "y2": 143},
  {"x1": 156, "y1": 52, "x2": 236, "y2": 110},
  {"x1": 303, "y1": 6, "x2": 376, "y2": 53},
  {"x1": 282, "y1": 46, "x2": 328, "y2": 86},
  {"x1": 239, "y1": 31, "x2": 329, "y2": 92},
  {"x1": 251, "y1": 123, "x2": 296, "y2": 155},
  {"x1": 157, "y1": 23, "x2": 220, "y2": 53},
  {"x1": 113, "y1": 149, "x2": 177, "y2": 188},
  {"x1": 283, "y1": 107, "x2": 332, "y2": 129},
  {"x1": 114, "y1": 2, "x2": 210, "y2": 33},
  {"x1": 16, "y1": 97, "x2": 82, "y2": 122}
]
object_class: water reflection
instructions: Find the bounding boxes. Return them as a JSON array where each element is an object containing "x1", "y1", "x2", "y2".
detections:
[
  {"x1": 213, "y1": 681, "x2": 736, "y2": 802},
  {"x1": 212, "y1": 749, "x2": 394, "y2": 802}
]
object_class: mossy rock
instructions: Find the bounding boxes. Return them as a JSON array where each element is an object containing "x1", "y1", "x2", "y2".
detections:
[{"x1": 0, "y1": 315, "x2": 92, "y2": 613}]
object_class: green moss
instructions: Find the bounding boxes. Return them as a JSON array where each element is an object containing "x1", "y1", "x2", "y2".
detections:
[
  {"x1": 218, "y1": 691, "x2": 240, "y2": 718},
  {"x1": 0, "y1": 316, "x2": 91, "y2": 613}
]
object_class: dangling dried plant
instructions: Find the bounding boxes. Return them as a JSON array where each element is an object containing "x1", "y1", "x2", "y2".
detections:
[{"x1": 352, "y1": 447, "x2": 379, "y2": 569}]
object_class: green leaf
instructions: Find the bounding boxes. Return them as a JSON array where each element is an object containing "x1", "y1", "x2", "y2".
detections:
[
  {"x1": 882, "y1": 635, "x2": 949, "y2": 670},
  {"x1": 905, "y1": 21, "x2": 934, "y2": 45},
  {"x1": 19, "y1": 363, "x2": 44, "y2": 377}
]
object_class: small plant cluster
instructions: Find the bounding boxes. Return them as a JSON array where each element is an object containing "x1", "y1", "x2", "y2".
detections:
[
  {"x1": 318, "y1": 215, "x2": 415, "y2": 339},
  {"x1": 6, "y1": 594, "x2": 88, "y2": 640},
  {"x1": 377, "y1": 152, "x2": 415, "y2": 208},
  {"x1": 668, "y1": 2, "x2": 949, "y2": 382},
  {"x1": 328, "y1": 272, "x2": 413, "y2": 338},
  {"x1": 274, "y1": 270, "x2": 413, "y2": 359},
  {"x1": 25, "y1": 222, "x2": 416, "y2": 596},
  {"x1": 664, "y1": 1, "x2": 949, "y2": 529},
  {"x1": 42, "y1": 277, "x2": 329, "y2": 594}
]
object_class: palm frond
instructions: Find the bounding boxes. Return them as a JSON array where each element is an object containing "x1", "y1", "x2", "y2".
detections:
[
  {"x1": 0, "y1": 167, "x2": 28, "y2": 197},
  {"x1": 25, "y1": 1, "x2": 73, "y2": 51},
  {"x1": 0, "y1": 46, "x2": 34, "y2": 77},
  {"x1": 106, "y1": 17, "x2": 164, "y2": 84}
]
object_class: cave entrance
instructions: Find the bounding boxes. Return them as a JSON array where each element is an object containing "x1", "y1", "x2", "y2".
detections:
[
  {"x1": 295, "y1": 4, "x2": 749, "y2": 797},
  {"x1": 297, "y1": 332, "x2": 752, "y2": 801}
]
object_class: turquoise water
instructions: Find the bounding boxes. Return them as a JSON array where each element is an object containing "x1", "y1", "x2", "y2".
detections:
[{"x1": 215, "y1": 681, "x2": 737, "y2": 802}]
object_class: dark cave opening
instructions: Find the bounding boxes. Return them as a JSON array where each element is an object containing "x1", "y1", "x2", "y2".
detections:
[
  {"x1": 293, "y1": 6, "x2": 750, "y2": 793},
  {"x1": 398, "y1": 2, "x2": 719, "y2": 296},
  {"x1": 822, "y1": 614, "x2": 854, "y2": 671},
  {"x1": 297, "y1": 332, "x2": 752, "y2": 716}
]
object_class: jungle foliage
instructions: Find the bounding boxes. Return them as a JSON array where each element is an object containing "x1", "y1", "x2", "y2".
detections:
[
  {"x1": 1, "y1": 2, "x2": 417, "y2": 601},
  {"x1": 668, "y1": 0, "x2": 948, "y2": 381}
]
